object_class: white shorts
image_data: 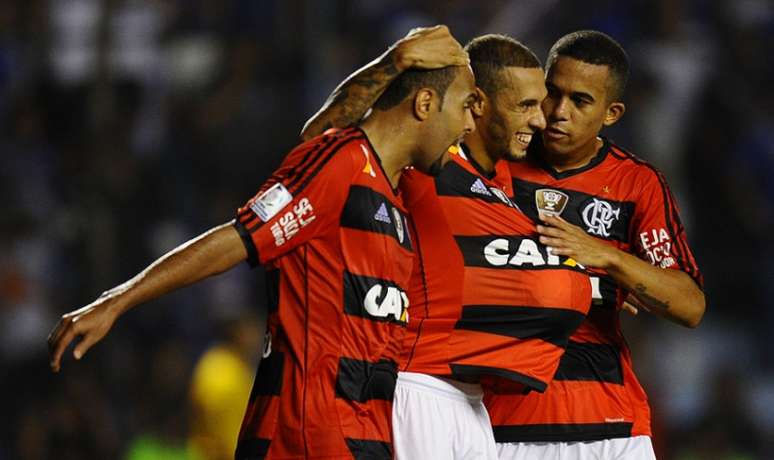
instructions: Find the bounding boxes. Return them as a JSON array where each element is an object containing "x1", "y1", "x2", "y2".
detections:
[
  {"x1": 392, "y1": 372, "x2": 498, "y2": 460},
  {"x1": 497, "y1": 435, "x2": 656, "y2": 460}
]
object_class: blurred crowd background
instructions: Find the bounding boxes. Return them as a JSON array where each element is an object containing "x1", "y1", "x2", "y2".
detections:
[{"x1": 1, "y1": 0, "x2": 773, "y2": 459}]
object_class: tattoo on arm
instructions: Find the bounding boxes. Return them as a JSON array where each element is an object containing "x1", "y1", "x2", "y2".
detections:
[
  {"x1": 634, "y1": 283, "x2": 670, "y2": 310},
  {"x1": 302, "y1": 54, "x2": 400, "y2": 140}
]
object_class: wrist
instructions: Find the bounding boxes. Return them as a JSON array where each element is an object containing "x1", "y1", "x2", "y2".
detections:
[
  {"x1": 600, "y1": 247, "x2": 624, "y2": 271},
  {"x1": 101, "y1": 280, "x2": 136, "y2": 317},
  {"x1": 107, "y1": 296, "x2": 131, "y2": 318}
]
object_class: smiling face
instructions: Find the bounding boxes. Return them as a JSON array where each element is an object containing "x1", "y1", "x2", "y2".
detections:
[
  {"x1": 479, "y1": 66, "x2": 547, "y2": 161},
  {"x1": 541, "y1": 55, "x2": 624, "y2": 163}
]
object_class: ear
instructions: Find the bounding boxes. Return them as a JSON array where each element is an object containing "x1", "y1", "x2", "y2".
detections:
[
  {"x1": 472, "y1": 87, "x2": 487, "y2": 118},
  {"x1": 413, "y1": 88, "x2": 435, "y2": 121},
  {"x1": 602, "y1": 102, "x2": 625, "y2": 126}
]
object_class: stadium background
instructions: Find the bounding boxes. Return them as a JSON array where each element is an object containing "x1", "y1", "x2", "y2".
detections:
[{"x1": 1, "y1": 0, "x2": 772, "y2": 458}]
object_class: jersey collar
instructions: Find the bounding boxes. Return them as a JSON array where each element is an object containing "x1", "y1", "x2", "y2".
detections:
[
  {"x1": 530, "y1": 136, "x2": 611, "y2": 179},
  {"x1": 357, "y1": 127, "x2": 401, "y2": 197},
  {"x1": 460, "y1": 143, "x2": 497, "y2": 180}
]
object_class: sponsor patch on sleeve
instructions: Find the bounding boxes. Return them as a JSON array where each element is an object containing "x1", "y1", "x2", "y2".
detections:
[
  {"x1": 639, "y1": 227, "x2": 676, "y2": 268},
  {"x1": 250, "y1": 182, "x2": 293, "y2": 222},
  {"x1": 269, "y1": 198, "x2": 317, "y2": 247}
]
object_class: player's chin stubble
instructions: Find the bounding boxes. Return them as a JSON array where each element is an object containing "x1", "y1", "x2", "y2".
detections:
[
  {"x1": 486, "y1": 112, "x2": 512, "y2": 161},
  {"x1": 426, "y1": 153, "x2": 446, "y2": 177}
]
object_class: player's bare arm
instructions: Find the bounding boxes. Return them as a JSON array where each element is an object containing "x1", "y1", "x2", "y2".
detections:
[
  {"x1": 537, "y1": 214, "x2": 705, "y2": 328},
  {"x1": 301, "y1": 25, "x2": 469, "y2": 140},
  {"x1": 47, "y1": 223, "x2": 247, "y2": 372}
]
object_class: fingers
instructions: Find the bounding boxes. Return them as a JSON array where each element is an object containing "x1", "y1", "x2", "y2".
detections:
[
  {"x1": 395, "y1": 24, "x2": 467, "y2": 70},
  {"x1": 406, "y1": 25, "x2": 445, "y2": 37},
  {"x1": 449, "y1": 50, "x2": 470, "y2": 66},
  {"x1": 537, "y1": 224, "x2": 573, "y2": 252},
  {"x1": 46, "y1": 316, "x2": 67, "y2": 352},
  {"x1": 49, "y1": 318, "x2": 78, "y2": 373},
  {"x1": 537, "y1": 215, "x2": 577, "y2": 239},
  {"x1": 539, "y1": 214, "x2": 572, "y2": 230},
  {"x1": 542, "y1": 244, "x2": 571, "y2": 256},
  {"x1": 625, "y1": 293, "x2": 651, "y2": 313},
  {"x1": 48, "y1": 311, "x2": 97, "y2": 372},
  {"x1": 72, "y1": 327, "x2": 99, "y2": 361},
  {"x1": 537, "y1": 217, "x2": 588, "y2": 252},
  {"x1": 536, "y1": 224, "x2": 564, "y2": 238},
  {"x1": 621, "y1": 301, "x2": 639, "y2": 316},
  {"x1": 537, "y1": 234, "x2": 562, "y2": 247}
]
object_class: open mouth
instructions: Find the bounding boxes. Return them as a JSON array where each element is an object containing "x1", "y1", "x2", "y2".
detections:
[{"x1": 515, "y1": 132, "x2": 533, "y2": 147}]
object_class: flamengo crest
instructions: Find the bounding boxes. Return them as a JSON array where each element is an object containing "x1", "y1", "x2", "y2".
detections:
[{"x1": 582, "y1": 198, "x2": 620, "y2": 237}]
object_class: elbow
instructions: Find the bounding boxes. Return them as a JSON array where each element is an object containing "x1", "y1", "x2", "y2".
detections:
[
  {"x1": 681, "y1": 292, "x2": 706, "y2": 329},
  {"x1": 683, "y1": 315, "x2": 702, "y2": 329},
  {"x1": 300, "y1": 118, "x2": 335, "y2": 142},
  {"x1": 300, "y1": 113, "x2": 326, "y2": 141},
  {"x1": 299, "y1": 123, "x2": 314, "y2": 142}
]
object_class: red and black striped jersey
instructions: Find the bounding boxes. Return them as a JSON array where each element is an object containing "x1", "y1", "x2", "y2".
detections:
[
  {"x1": 485, "y1": 137, "x2": 703, "y2": 443},
  {"x1": 233, "y1": 128, "x2": 413, "y2": 459},
  {"x1": 399, "y1": 147, "x2": 591, "y2": 392}
]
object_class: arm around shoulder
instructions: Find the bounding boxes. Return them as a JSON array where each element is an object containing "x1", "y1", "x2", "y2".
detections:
[{"x1": 301, "y1": 25, "x2": 468, "y2": 140}]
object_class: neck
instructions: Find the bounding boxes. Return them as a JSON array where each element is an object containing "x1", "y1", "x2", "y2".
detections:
[
  {"x1": 544, "y1": 136, "x2": 603, "y2": 172},
  {"x1": 461, "y1": 129, "x2": 496, "y2": 174},
  {"x1": 359, "y1": 115, "x2": 414, "y2": 188}
]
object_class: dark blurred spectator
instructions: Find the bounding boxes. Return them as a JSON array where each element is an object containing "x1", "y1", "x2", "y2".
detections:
[
  {"x1": 2, "y1": 1, "x2": 772, "y2": 459},
  {"x1": 673, "y1": 370, "x2": 760, "y2": 460},
  {"x1": 124, "y1": 340, "x2": 199, "y2": 460},
  {"x1": 15, "y1": 369, "x2": 121, "y2": 460}
]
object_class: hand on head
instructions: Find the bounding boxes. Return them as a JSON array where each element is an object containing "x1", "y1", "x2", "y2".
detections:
[{"x1": 392, "y1": 25, "x2": 469, "y2": 71}]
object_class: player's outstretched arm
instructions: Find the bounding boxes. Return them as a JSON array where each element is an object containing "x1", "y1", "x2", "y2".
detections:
[
  {"x1": 48, "y1": 222, "x2": 248, "y2": 372},
  {"x1": 301, "y1": 25, "x2": 469, "y2": 140},
  {"x1": 537, "y1": 215, "x2": 705, "y2": 328}
]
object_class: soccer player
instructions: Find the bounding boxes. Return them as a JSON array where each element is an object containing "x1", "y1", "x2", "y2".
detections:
[
  {"x1": 486, "y1": 30, "x2": 706, "y2": 460},
  {"x1": 303, "y1": 32, "x2": 592, "y2": 459},
  {"x1": 46, "y1": 28, "x2": 476, "y2": 460}
]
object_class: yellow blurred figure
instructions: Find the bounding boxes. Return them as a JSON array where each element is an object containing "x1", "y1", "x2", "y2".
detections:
[{"x1": 189, "y1": 313, "x2": 261, "y2": 460}]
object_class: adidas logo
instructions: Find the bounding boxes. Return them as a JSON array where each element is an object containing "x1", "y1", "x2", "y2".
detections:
[
  {"x1": 374, "y1": 202, "x2": 392, "y2": 224},
  {"x1": 470, "y1": 178, "x2": 492, "y2": 196}
]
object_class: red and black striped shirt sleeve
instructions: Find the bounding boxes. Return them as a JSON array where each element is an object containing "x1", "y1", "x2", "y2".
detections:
[
  {"x1": 630, "y1": 167, "x2": 704, "y2": 288},
  {"x1": 234, "y1": 128, "x2": 363, "y2": 266}
]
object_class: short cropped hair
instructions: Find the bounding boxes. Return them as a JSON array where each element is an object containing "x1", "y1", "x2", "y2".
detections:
[
  {"x1": 373, "y1": 66, "x2": 458, "y2": 111},
  {"x1": 547, "y1": 30, "x2": 629, "y2": 101},
  {"x1": 464, "y1": 34, "x2": 541, "y2": 100}
]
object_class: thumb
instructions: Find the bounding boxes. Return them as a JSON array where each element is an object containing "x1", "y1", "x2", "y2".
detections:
[{"x1": 621, "y1": 301, "x2": 639, "y2": 316}]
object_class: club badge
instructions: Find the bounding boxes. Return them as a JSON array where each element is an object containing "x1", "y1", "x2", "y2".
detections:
[
  {"x1": 535, "y1": 188, "x2": 569, "y2": 218},
  {"x1": 581, "y1": 198, "x2": 620, "y2": 237}
]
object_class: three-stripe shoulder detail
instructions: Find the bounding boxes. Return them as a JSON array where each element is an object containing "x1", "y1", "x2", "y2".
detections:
[{"x1": 608, "y1": 145, "x2": 702, "y2": 285}]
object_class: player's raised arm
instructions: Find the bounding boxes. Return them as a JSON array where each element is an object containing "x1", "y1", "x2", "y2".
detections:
[
  {"x1": 301, "y1": 25, "x2": 469, "y2": 140},
  {"x1": 47, "y1": 222, "x2": 247, "y2": 372}
]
